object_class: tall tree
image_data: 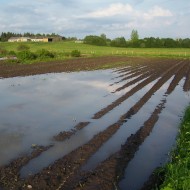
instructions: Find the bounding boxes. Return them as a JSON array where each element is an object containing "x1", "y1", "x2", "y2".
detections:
[{"x1": 130, "y1": 29, "x2": 139, "y2": 42}]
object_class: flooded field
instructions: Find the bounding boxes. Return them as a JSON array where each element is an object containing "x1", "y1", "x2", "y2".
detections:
[{"x1": 0, "y1": 58, "x2": 190, "y2": 190}]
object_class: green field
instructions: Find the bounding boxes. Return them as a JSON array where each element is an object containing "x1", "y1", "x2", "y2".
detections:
[{"x1": 1, "y1": 41, "x2": 190, "y2": 59}]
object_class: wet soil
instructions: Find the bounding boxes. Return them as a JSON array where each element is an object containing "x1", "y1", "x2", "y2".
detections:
[
  {"x1": 0, "y1": 56, "x2": 156, "y2": 78},
  {"x1": 0, "y1": 57, "x2": 190, "y2": 190},
  {"x1": 53, "y1": 122, "x2": 90, "y2": 142}
]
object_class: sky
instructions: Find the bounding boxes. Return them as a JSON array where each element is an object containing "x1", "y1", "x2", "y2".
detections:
[{"x1": 0, "y1": 0, "x2": 190, "y2": 39}]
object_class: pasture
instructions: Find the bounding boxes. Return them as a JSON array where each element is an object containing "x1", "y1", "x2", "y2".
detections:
[{"x1": 1, "y1": 41, "x2": 190, "y2": 59}]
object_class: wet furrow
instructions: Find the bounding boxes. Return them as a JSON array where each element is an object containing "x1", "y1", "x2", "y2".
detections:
[
  {"x1": 113, "y1": 71, "x2": 153, "y2": 92},
  {"x1": 92, "y1": 60, "x2": 181, "y2": 119},
  {"x1": 0, "y1": 59, "x2": 188, "y2": 190},
  {"x1": 183, "y1": 60, "x2": 190, "y2": 91},
  {"x1": 43, "y1": 61, "x2": 185, "y2": 189},
  {"x1": 166, "y1": 60, "x2": 189, "y2": 94},
  {"x1": 53, "y1": 122, "x2": 90, "y2": 142},
  {"x1": 113, "y1": 65, "x2": 135, "y2": 73},
  {"x1": 82, "y1": 60, "x2": 188, "y2": 173},
  {"x1": 64, "y1": 99, "x2": 167, "y2": 190},
  {"x1": 116, "y1": 65, "x2": 147, "y2": 75},
  {"x1": 119, "y1": 60, "x2": 185, "y2": 121},
  {"x1": 0, "y1": 145, "x2": 53, "y2": 189},
  {"x1": 67, "y1": 64, "x2": 188, "y2": 189},
  {"x1": 113, "y1": 68, "x2": 152, "y2": 85},
  {"x1": 111, "y1": 60, "x2": 167, "y2": 88},
  {"x1": 20, "y1": 124, "x2": 124, "y2": 190},
  {"x1": 118, "y1": 63, "x2": 189, "y2": 190}
]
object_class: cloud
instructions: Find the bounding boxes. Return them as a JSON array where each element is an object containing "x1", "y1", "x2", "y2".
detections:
[
  {"x1": 87, "y1": 3, "x2": 133, "y2": 18},
  {"x1": 0, "y1": 0, "x2": 189, "y2": 38},
  {"x1": 143, "y1": 5, "x2": 173, "y2": 20}
]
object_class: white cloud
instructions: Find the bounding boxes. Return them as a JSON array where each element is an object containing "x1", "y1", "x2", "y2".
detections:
[
  {"x1": 143, "y1": 6, "x2": 173, "y2": 20},
  {"x1": 87, "y1": 3, "x2": 133, "y2": 18},
  {"x1": 0, "y1": 0, "x2": 189, "y2": 38}
]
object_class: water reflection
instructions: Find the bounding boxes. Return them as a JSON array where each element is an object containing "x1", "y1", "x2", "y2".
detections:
[
  {"x1": 0, "y1": 70, "x2": 122, "y2": 166},
  {"x1": 119, "y1": 79, "x2": 190, "y2": 190}
]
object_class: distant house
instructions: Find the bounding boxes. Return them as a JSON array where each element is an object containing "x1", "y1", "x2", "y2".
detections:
[
  {"x1": 8, "y1": 37, "x2": 31, "y2": 42},
  {"x1": 31, "y1": 37, "x2": 54, "y2": 42},
  {"x1": 31, "y1": 37, "x2": 44, "y2": 42},
  {"x1": 75, "y1": 40, "x2": 83, "y2": 43},
  {"x1": 8, "y1": 37, "x2": 54, "y2": 42}
]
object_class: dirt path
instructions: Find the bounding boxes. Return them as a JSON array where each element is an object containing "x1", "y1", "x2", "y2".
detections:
[{"x1": 0, "y1": 57, "x2": 190, "y2": 190}]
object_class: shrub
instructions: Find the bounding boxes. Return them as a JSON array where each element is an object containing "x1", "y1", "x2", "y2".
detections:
[
  {"x1": 0, "y1": 46, "x2": 8, "y2": 56},
  {"x1": 17, "y1": 44, "x2": 30, "y2": 51},
  {"x1": 8, "y1": 51, "x2": 16, "y2": 56},
  {"x1": 84, "y1": 35, "x2": 107, "y2": 46},
  {"x1": 71, "y1": 50, "x2": 81, "y2": 57},
  {"x1": 36, "y1": 49, "x2": 55, "y2": 59},
  {"x1": 110, "y1": 37, "x2": 127, "y2": 47},
  {"x1": 17, "y1": 50, "x2": 37, "y2": 61}
]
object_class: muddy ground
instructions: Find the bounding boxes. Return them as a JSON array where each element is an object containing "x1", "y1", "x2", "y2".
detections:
[{"x1": 0, "y1": 57, "x2": 190, "y2": 190}]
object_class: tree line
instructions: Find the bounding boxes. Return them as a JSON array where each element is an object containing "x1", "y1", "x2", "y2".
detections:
[
  {"x1": 0, "y1": 32, "x2": 66, "y2": 42},
  {"x1": 84, "y1": 30, "x2": 190, "y2": 48},
  {"x1": 1, "y1": 30, "x2": 190, "y2": 48}
]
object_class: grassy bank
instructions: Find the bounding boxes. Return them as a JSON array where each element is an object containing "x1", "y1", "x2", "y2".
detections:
[
  {"x1": 1, "y1": 41, "x2": 190, "y2": 59},
  {"x1": 158, "y1": 106, "x2": 190, "y2": 190}
]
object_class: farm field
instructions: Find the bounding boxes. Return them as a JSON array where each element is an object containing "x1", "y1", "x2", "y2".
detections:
[
  {"x1": 1, "y1": 41, "x2": 190, "y2": 58},
  {"x1": 0, "y1": 57, "x2": 190, "y2": 190}
]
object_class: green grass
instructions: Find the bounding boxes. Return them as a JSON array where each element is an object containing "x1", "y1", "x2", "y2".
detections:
[
  {"x1": 1, "y1": 41, "x2": 190, "y2": 59},
  {"x1": 158, "y1": 107, "x2": 190, "y2": 190}
]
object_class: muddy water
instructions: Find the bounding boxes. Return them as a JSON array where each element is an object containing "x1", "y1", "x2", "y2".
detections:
[
  {"x1": 0, "y1": 67, "x2": 190, "y2": 190},
  {"x1": 119, "y1": 78, "x2": 190, "y2": 190},
  {"x1": 82, "y1": 77, "x2": 174, "y2": 171},
  {"x1": 20, "y1": 77, "x2": 158, "y2": 177},
  {"x1": 0, "y1": 70, "x2": 122, "y2": 166}
]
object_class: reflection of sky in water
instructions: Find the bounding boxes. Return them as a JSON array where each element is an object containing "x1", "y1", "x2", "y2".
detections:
[
  {"x1": 119, "y1": 78, "x2": 190, "y2": 190},
  {"x1": 20, "y1": 76, "x2": 159, "y2": 177},
  {"x1": 0, "y1": 69, "x2": 125, "y2": 166},
  {"x1": 82, "y1": 77, "x2": 173, "y2": 171},
  {"x1": 1, "y1": 69, "x2": 189, "y2": 189}
]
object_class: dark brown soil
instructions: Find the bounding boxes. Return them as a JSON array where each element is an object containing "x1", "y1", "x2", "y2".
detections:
[
  {"x1": 53, "y1": 122, "x2": 90, "y2": 142},
  {"x1": 0, "y1": 56, "x2": 156, "y2": 78},
  {"x1": 0, "y1": 57, "x2": 190, "y2": 190}
]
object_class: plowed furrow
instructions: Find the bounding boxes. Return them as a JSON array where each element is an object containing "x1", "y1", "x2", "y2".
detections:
[
  {"x1": 0, "y1": 145, "x2": 53, "y2": 189},
  {"x1": 52, "y1": 62, "x2": 183, "y2": 189},
  {"x1": 64, "y1": 99, "x2": 167, "y2": 190},
  {"x1": 117, "y1": 68, "x2": 151, "y2": 83},
  {"x1": 113, "y1": 71, "x2": 153, "y2": 92},
  {"x1": 0, "y1": 58, "x2": 186, "y2": 190},
  {"x1": 183, "y1": 60, "x2": 190, "y2": 91},
  {"x1": 166, "y1": 61, "x2": 189, "y2": 94},
  {"x1": 20, "y1": 123, "x2": 123, "y2": 190},
  {"x1": 113, "y1": 66, "x2": 133, "y2": 74},
  {"x1": 116, "y1": 65, "x2": 146, "y2": 75},
  {"x1": 53, "y1": 122, "x2": 90, "y2": 142},
  {"x1": 120, "y1": 61, "x2": 184, "y2": 120},
  {"x1": 92, "y1": 60, "x2": 181, "y2": 119}
]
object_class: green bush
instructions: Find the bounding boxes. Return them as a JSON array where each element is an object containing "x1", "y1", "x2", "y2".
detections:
[
  {"x1": 8, "y1": 51, "x2": 16, "y2": 56},
  {"x1": 84, "y1": 35, "x2": 107, "y2": 46},
  {"x1": 17, "y1": 44, "x2": 30, "y2": 51},
  {"x1": 0, "y1": 46, "x2": 8, "y2": 57},
  {"x1": 17, "y1": 50, "x2": 37, "y2": 61},
  {"x1": 36, "y1": 49, "x2": 55, "y2": 59},
  {"x1": 71, "y1": 50, "x2": 81, "y2": 57}
]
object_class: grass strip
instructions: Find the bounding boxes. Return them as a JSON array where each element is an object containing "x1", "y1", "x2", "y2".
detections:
[{"x1": 158, "y1": 106, "x2": 190, "y2": 190}]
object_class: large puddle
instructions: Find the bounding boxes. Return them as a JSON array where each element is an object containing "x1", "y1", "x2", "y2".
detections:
[
  {"x1": 0, "y1": 69, "x2": 123, "y2": 166},
  {"x1": 0, "y1": 67, "x2": 190, "y2": 189}
]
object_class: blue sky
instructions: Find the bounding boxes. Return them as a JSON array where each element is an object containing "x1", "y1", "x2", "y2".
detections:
[{"x1": 1, "y1": 0, "x2": 190, "y2": 39}]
